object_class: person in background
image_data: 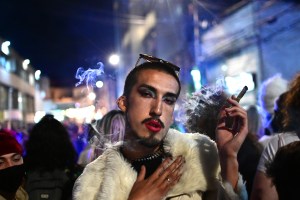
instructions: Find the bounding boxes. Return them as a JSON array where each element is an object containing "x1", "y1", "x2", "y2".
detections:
[
  {"x1": 77, "y1": 123, "x2": 97, "y2": 167},
  {"x1": 0, "y1": 129, "x2": 28, "y2": 200},
  {"x1": 78, "y1": 110, "x2": 126, "y2": 167},
  {"x1": 246, "y1": 105, "x2": 262, "y2": 140},
  {"x1": 265, "y1": 141, "x2": 300, "y2": 200},
  {"x1": 24, "y1": 114, "x2": 82, "y2": 200},
  {"x1": 259, "y1": 91, "x2": 294, "y2": 148},
  {"x1": 251, "y1": 73, "x2": 300, "y2": 200},
  {"x1": 93, "y1": 109, "x2": 126, "y2": 144},
  {"x1": 184, "y1": 86, "x2": 227, "y2": 141},
  {"x1": 73, "y1": 54, "x2": 248, "y2": 199},
  {"x1": 184, "y1": 87, "x2": 262, "y2": 198},
  {"x1": 257, "y1": 74, "x2": 288, "y2": 138},
  {"x1": 238, "y1": 105, "x2": 263, "y2": 198}
]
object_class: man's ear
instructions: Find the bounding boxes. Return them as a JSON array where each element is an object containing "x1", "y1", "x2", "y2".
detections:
[{"x1": 117, "y1": 96, "x2": 127, "y2": 112}]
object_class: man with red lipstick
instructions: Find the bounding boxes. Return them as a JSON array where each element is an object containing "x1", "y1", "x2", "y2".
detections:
[{"x1": 73, "y1": 54, "x2": 248, "y2": 200}]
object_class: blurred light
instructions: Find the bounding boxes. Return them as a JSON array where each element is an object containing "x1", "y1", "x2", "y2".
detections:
[
  {"x1": 88, "y1": 92, "x2": 96, "y2": 100},
  {"x1": 34, "y1": 111, "x2": 46, "y2": 123},
  {"x1": 40, "y1": 91, "x2": 46, "y2": 99},
  {"x1": 29, "y1": 74, "x2": 35, "y2": 85},
  {"x1": 35, "y1": 70, "x2": 41, "y2": 80},
  {"x1": 1, "y1": 41, "x2": 10, "y2": 55},
  {"x1": 225, "y1": 72, "x2": 255, "y2": 95},
  {"x1": 201, "y1": 20, "x2": 208, "y2": 29},
  {"x1": 18, "y1": 96, "x2": 22, "y2": 103},
  {"x1": 65, "y1": 105, "x2": 95, "y2": 123},
  {"x1": 191, "y1": 69, "x2": 202, "y2": 91},
  {"x1": 175, "y1": 5, "x2": 182, "y2": 15},
  {"x1": 22, "y1": 59, "x2": 30, "y2": 70},
  {"x1": 221, "y1": 64, "x2": 228, "y2": 71},
  {"x1": 109, "y1": 54, "x2": 120, "y2": 66},
  {"x1": 50, "y1": 110, "x2": 65, "y2": 121},
  {"x1": 65, "y1": 108, "x2": 77, "y2": 119},
  {"x1": 75, "y1": 102, "x2": 80, "y2": 108},
  {"x1": 94, "y1": 111, "x2": 103, "y2": 120},
  {"x1": 96, "y1": 80, "x2": 104, "y2": 88}
]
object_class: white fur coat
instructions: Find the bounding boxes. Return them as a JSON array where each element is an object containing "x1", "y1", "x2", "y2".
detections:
[{"x1": 73, "y1": 129, "x2": 246, "y2": 200}]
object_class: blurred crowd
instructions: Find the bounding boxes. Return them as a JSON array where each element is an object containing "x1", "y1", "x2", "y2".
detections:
[{"x1": 1, "y1": 72, "x2": 300, "y2": 200}]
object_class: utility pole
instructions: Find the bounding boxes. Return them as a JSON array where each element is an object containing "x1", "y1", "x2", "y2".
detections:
[{"x1": 193, "y1": 1, "x2": 201, "y2": 69}]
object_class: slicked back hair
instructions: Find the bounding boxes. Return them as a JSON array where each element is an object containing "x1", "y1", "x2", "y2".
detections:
[{"x1": 122, "y1": 62, "x2": 181, "y2": 98}]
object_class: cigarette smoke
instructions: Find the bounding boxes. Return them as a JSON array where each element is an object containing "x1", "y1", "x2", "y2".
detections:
[
  {"x1": 88, "y1": 120, "x2": 117, "y2": 157},
  {"x1": 75, "y1": 62, "x2": 105, "y2": 90},
  {"x1": 181, "y1": 78, "x2": 227, "y2": 119},
  {"x1": 180, "y1": 78, "x2": 229, "y2": 138},
  {"x1": 87, "y1": 110, "x2": 126, "y2": 158},
  {"x1": 74, "y1": 62, "x2": 120, "y2": 157}
]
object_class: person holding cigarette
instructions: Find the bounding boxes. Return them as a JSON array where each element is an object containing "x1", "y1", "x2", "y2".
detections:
[
  {"x1": 73, "y1": 54, "x2": 248, "y2": 200},
  {"x1": 184, "y1": 86, "x2": 262, "y2": 198}
]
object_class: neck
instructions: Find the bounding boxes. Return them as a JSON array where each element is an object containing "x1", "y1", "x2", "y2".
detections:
[{"x1": 121, "y1": 138, "x2": 161, "y2": 162}]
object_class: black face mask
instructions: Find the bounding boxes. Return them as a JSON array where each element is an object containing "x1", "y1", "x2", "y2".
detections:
[{"x1": 0, "y1": 164, "x2": 25, "y2": 193}]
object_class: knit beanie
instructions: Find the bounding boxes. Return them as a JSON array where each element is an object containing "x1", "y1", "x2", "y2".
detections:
[{"x1": 0, "y1": 129, "x2": 22, "y2": 156}]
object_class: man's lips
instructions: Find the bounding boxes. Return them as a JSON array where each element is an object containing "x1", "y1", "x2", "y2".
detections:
[{"x1": 145, "y1": 120, "x2": 162, "y2": 133}]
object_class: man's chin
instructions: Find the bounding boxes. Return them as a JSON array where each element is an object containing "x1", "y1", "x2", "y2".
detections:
[{"x1": 138, "y1": 137, "x2": 162, "y2": 148}]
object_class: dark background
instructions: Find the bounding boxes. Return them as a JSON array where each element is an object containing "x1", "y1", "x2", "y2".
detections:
[
  {"x1": 0, "y1": 0, "x2": 254, "y2": 87},
  {"x1": 0, "y1": 0, "x2": 115, "y2": 87}
]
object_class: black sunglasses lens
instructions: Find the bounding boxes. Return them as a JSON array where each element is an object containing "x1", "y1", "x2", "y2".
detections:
[{"x1": 136, "y1": 54, "x2": 180, "y2": 74}]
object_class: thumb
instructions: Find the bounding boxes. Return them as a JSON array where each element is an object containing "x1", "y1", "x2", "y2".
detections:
[{"x1": 136, "y1": 165, "x2": 146, "y2": 182}]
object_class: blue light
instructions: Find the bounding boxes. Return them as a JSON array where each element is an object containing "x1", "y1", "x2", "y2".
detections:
[{"x1": 191, "y1": 69, "x2": 202, "y2": 91}]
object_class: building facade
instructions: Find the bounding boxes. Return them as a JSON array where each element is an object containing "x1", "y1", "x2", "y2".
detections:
[{"x1": 0, "y1": 38, "x2": 40, "y2": 129}]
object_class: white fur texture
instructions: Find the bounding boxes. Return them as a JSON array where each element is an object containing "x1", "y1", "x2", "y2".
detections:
[{"x1": 73, "y1": 129, "x2": 245, "y2": 200}]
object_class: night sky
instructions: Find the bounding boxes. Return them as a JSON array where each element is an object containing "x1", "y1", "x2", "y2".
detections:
[
  {"x1": 0, "y1": 0, "x2": 247, "y2": 87},
  {"x1": 0, "y1": 0, "x2": 115, "y2": 87}
]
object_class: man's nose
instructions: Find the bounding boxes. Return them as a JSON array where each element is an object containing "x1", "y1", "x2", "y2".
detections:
[{"x1": 150, "y1": 99, "x2": 162, "y2": 116}]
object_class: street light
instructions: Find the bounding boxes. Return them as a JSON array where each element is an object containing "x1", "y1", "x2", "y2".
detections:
[
  {"x1": 96, "y1": 80, "x2": 104, "y2": 88},
  {"x1": 108, "y1": 54, "x2": 120, "y2": 66},
  {"x1": 1, "y1": 41, "x2": 10, "y2": 55},
  {"x1": 35, "y1": 70, "x2": 41, "y2": 80},
  {"x1": 22, "y1": 59, "x2": 30, "y2": 70}
]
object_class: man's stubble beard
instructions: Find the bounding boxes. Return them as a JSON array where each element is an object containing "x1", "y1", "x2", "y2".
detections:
[
  {"x1": 130, "y1": 127, "x2": 165, "y2": 148},
  {"x1": 125, "y1": 122, "x2": 166, "y2": 148},
  {"x1": 124, "y1": 109, "x2": 167, "y2": 148},
  {"x1": 138, "y1": 135, "x2": 163, "y2": 148}
]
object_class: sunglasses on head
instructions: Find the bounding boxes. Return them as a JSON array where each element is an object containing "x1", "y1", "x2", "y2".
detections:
[{"x1": 135, "y1": 54, "x2": 180, "y2": 76}]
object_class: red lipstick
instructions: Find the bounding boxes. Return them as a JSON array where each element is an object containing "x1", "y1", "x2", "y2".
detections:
[{"x1": 145, "y1": 120, "x2": 162, "y2": 133}]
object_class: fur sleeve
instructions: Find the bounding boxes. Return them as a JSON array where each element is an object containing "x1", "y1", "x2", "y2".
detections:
[
  {"x1": 223, "y1": 173, "x2": 248, "y2": 200},
  {"x1": 72, "y1": 154, "x2": 107, "y2": 200}
]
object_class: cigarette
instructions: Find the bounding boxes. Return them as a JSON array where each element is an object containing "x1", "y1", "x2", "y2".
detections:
[
  {"x1": 235, "y1": 86, "x2": 248, "y2": 102},
  {"x1": 225, "y1": 86, "x2": 248, "y2": 130}
]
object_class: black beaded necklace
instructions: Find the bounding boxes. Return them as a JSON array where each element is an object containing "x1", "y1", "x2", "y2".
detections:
[
  {"x1": 132, "y1": 147, "x2": 164, "y2": 162},
  {"x1": 127, "y1": 145, "x2": 169, "y2": 178}
]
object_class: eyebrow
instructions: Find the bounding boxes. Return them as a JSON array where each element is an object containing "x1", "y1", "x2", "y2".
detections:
[
  {"x1": 139, "y1": 84, "x2": 178, "y2": 99},
  {"x1": 12, "y1": 153, "x2": 21, "y2": 157},
  {"x1": 0, "y1": 153, "x2": 21, "y2": 159}
]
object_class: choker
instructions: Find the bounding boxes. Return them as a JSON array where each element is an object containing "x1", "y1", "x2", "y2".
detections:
[{"x1": 133, "y1": 147, "x2": 164, "y2": 162}]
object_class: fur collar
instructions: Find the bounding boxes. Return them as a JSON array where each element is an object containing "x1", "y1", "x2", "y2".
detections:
[{"x1": 73, "y1": 129, "x2": 221, "y2": 200}]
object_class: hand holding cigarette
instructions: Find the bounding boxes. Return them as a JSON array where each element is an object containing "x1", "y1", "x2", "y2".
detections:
[
  {"x1": 235, "y1": 86, "x2": 248, "y2": 103},
  {"x1": 225, "y1": 86, "x2": 248, "y2": 129}
]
